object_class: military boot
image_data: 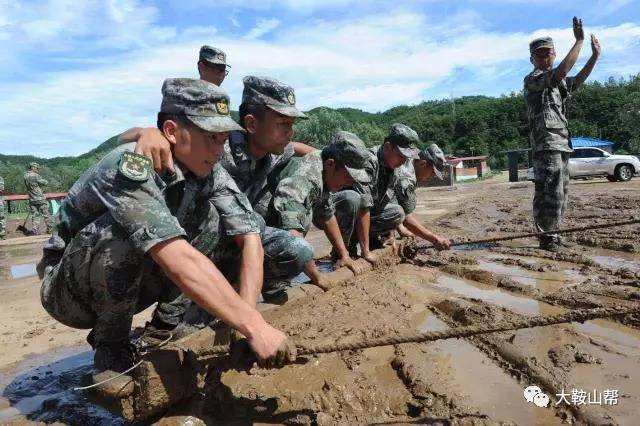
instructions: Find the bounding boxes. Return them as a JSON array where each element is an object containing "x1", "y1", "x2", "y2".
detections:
[
  {"x1": 539, "y1": 235, "x2": 560, "y2": 252},
  {"x1": 91, "y1": 340, "x2": 136, "y2": 397}
]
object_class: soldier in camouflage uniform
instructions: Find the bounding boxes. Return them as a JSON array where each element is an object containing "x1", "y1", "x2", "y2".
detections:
[
  {"x1": 391, "y1": 144, "x2": 450, "y2": 249},
  {"x1": 39, "y1": 79, "x2": 294, "y2": 390},
  {"x1": 198, "y1": 45, "x2": 230, "y2": 86},
  {"x1": 24, "y1": 162, "x2": 53, "y2": 235},
  {"x1": 0, "y1": 176, "x2": 5, "y2": 240},
  {"x1": 524, "y1": 17, "x2": 600, "y2": 251},
  {"x1": 265, "y1": 131, "x2": 371, "y2": 289},
  {"x1": 128, "y1": 76, "x2": 316, "y2": 301},
  {"x1": 340, "y1": 124, "x2": 423, "y2": 256}
]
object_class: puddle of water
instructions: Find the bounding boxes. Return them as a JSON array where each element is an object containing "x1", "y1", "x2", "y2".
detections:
[
  {"x1": 433, "y1": 272, "x2": 640, "y2": 362},
  {"x1": 434, "y1": 275, "x2": 563, "y2": 316},
  {"x1": 10, "y1": 263, "x2": 37, "y2": 279},
  {"x1": 590, "y1": 255, "x2": 640, "y2": 273},
  {"x1": 0, "y1": 346, "x2": 127, "y2": 425},
  {"x1": 576, "y1": 320, "x2": 640, "y2": 353},
  {"x1": 476, "y1": 259, "x2": 539, "y2": 286},
  {"x1": 414, "y1": 312, "x2": 561, "y2": 425}
]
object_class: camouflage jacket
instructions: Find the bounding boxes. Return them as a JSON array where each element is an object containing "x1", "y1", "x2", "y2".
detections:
[
  {"x1": 524, "y1": 69, "x2": 576, "y2": 153},
  {"x1": 391, "y1": 160, "x2": 418, "y2": 215},
  {"x1": 267, "y1": 150, "x2": 334, "y2": 234},
  {"x1": 0, "y1": 176, "x2": 4, "y2": 202},
  {"x1": 24, "y1": 171, "x2": 48, "y2": 203},
  {"x1": 221, "y1": 131, "x2": 295, "y2": 219},
  {"x1": 55, "y1": 143, "x2": 259, "y2": 254},
  {"x1": 353, "y1": 146, "x2": 401, "y2": 213}
]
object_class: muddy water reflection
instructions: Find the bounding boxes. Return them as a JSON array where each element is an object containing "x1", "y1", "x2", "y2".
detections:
[
  {"x1": 0, "y1": 346, "x2": 126, "y2": 425},
  {"x1": 434, "y1": 275, "x2": 564, "y2": 316},
  {"x1": 415, "y1": 312, "x2": 561, "y2": 425},
  {"x1": 0, "y1": 243, "x2": 42, "y2": 282},
  {"x1": 10, "y1": 264, "x2": 37, "y2": 279}
]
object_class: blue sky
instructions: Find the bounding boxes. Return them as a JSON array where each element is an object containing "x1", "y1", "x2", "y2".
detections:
[{"x1": 1, "y1": 0, "x2": 639, "y2": 157}]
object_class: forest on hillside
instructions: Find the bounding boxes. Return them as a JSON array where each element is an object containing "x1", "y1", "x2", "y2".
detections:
[{"x1": 1, "y1": 74, "x2": 638, "y2": 194}]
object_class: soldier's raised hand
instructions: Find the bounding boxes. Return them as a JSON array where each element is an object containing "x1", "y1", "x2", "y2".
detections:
[
  {"x1": 590, "y1": 34, "x2": 601, "y2": 57},
  {"x1": 573, "y1": 16, "x2": 584, "y2": 41}
]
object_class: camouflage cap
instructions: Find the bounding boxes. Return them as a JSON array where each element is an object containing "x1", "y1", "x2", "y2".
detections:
[
  {"x1": 160, "y1": 78, "x2": 243, "y2": 133},
  {"x1": 199, "y1": 45, "x2": 229, "y2": 67},
  {"x1": 529, "y1": 37, "x2": 554, "y2": 54},
  {"x1": 323, "y1": 131, "x2": 371, "y2": 183},
  {"x1": 29, "y1": 162, "x2": 39, "y2": 169},
  {"x1": 418, "y1": 143, "x2": 447, "y2": 180},
  {"x1": 387, "y1": 123, "x2": 420, "y2": 159},
  {"x1": 241, "y1": 76, "x2": 307, "y2": 119}
]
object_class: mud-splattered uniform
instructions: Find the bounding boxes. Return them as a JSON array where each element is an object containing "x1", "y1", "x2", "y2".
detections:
[{"x1": 524, "y1": 68, "x2": 575, "y2": 238}]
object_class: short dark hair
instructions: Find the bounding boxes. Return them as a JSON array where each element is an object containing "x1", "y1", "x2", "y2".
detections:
[
  {"x1": 320, "y1": 147, "x2": 346, "y2": 170},
  {"x1": 238, "y1": 103, "x2": 268, "y2": 129},
  {"x1": 156, "y1": 113, "x2": 193, "y2": 130}
]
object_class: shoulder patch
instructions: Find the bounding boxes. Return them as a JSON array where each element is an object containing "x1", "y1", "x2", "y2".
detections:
[{"x1": 119, "y1": 151, "x2": 152, "y2": 181}]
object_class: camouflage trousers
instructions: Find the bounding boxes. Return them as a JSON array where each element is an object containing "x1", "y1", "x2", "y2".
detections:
[
  {"x1": 152, "y1": 217, "x2": 314, "y2": 327},
  {"x1": 321, "y1": 190, "x2": 405, "y2": 254},
  {"x1": 40, "y1": 200, "x2": 223, "y2": 345},
  {"x1": 40, "y1": 216, "x2": 181, "y2": 345},
  {"x1": 29, "y1": 201, "x2": 53, "y2": 235},
  {"x1": 0, "y1": 197, "x2": 5, "y2": 239},
  {"x1": 370, "y1": 203, "x2": 406, "y2": 237},
  {"x1": 312, "y1": 190, "x2": 360, "y2": 253},
  {"x1": 533, "y1": 151, "x2": 570, "y2": 238}
]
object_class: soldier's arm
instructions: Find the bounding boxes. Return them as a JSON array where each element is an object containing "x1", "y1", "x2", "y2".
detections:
[
  {"x1": 356, "y1": 209, "x2": 375, "y2": 263},
  {"x1": 233, "y1": 234, "x2": 264, "y2": 307},
  {"x1": 319, "y1": 215, "x2": 362, "y2": 275},
  {"x1": 37, "y1": 176, "x2": 48, "y2": 186},
  {"x1": 272, "y1": 176, "x2": 315, "y2": 234},
  {"x1": 573, "y1": 34, "x2": 601, "y2": 88},
  {"x1": 291, "y1": 142, "x2": 318, "y2": 157},
  {"x1": 353, "y1": 157, "x2": 377, "y2": 264},
  {"x1": 403, "y1": 213, "x2": 450, "y2": 251},
  {"x1": 552, "y1": 17, "x2": 584, "y2": 84},
  {"x1": 150, "y1": 237, "x2": 287, "y2": 360},
  {"x1": 118, "y1": 127, "x2": 175, "y2": 174},
  {"x1": 207, "y1": 166, "x2": 264, "y2": 307}
]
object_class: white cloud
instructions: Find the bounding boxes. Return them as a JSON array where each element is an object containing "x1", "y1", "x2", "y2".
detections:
[
  {"x1": 245, "y1": 18, "x2": 281, "y2": 39},
  {"x1": 0, "y1": 2, "x2": 638, "y2": 157}
]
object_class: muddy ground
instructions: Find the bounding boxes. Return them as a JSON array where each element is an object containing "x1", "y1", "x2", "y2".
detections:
[{"x1": 0, "y1": 173, "x2": 638, "y2": 425}]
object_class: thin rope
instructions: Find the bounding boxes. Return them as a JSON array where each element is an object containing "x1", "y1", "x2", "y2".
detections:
[
  {"x1": 197, "y1": 306, "x2": 637, "y2": 360},
  {"x1": 72, "y1": 330, "x2": 173, "y2": 392},
  {"x1": 424, "y1": 217, "x2": 640, "y2": 248}
]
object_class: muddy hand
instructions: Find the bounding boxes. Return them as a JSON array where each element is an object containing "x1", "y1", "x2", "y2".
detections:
[
  {"x1": 433, "y1": 237, "x2": 451, "y2": 251},
  {"x1": 362, "y1": 251, "x2": 378, "y2": 265},
  {"x1": 573, "y1": 16, "x2": 584, "y2": 41},
  {"x1": 335, "y1": 256, "x2": 363, "y2": 275},
  {"x1": 590, "y1": 34, "x2": 601, "y2": 56},
  {"x1": 263, "y1": 338, "x2": 297, "y2": 368},
  {"x1": 315, "y1": 273, "x2": 338, "y2": 291}
]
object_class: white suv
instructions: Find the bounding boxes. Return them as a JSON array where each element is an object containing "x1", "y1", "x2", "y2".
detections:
[{"x1": 528, "y1": 147, "x2": 640, "y2": 182}]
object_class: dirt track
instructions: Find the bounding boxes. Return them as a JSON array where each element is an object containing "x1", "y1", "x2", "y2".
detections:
[{"x1": 1, "y1": 174, "x2": 639, "y2": 425}]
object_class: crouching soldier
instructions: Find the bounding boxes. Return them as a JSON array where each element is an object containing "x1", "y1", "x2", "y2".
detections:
[
  {"x1": 38, "y1": 78, "x2": 294, "y2": 390},
  {"x1": 353, "y1": 124, "x2": 450, "y2": 254},
  {"x1": 119, "y1": 76, "x2": 316, "y2": 302},
  {"x1": 266, "y1": 131, "x2": 371, "y2": 290},
  {"x1": 393, "y1": 143, "x2": 451, "y2": 249}
]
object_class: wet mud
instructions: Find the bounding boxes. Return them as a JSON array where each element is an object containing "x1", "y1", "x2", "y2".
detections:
[{"x1": 1, "y1": 178, "x2": 639, "y2": 424}]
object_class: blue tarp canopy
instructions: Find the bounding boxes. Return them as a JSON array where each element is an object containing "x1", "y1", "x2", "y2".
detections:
[{"x1": 571, "y1": 137, "x2": 615, "y2": 148}]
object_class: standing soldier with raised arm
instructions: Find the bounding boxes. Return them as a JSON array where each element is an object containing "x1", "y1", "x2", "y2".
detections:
[
  {"x1": 24, "y1": 162, "x2": 52, "y2": 235},
  {"x1": 524, "y1": 17, "x2": 601, "y2": 251}
]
